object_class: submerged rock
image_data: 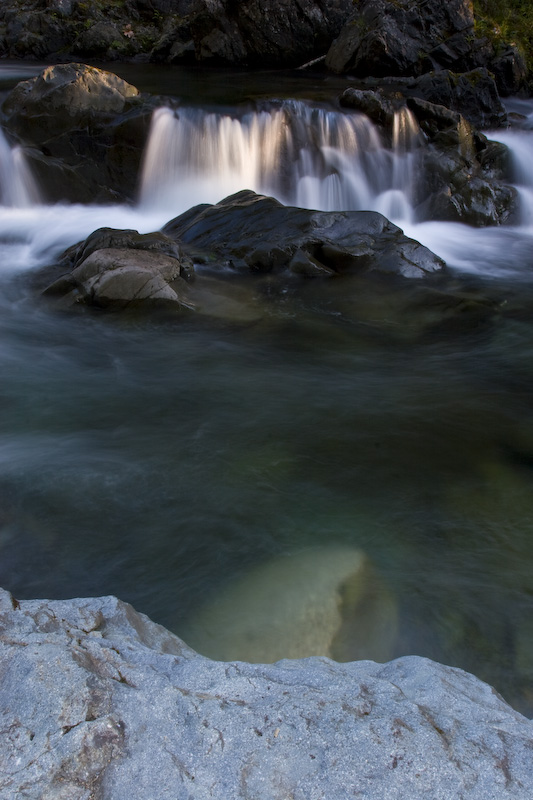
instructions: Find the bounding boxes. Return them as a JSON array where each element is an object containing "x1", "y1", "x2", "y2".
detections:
[
  {"x1": 1, "y1": 587, "x2": 533, "y2": 799},
  {"x1": 182, "y1": 546, "x2": 397, "y2": 663}
]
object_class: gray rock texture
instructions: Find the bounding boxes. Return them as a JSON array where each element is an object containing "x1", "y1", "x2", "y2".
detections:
[
  {"x1": 43, "y1": 227, "x2": 195, "y2": 310},
  {"x1": 1, "y1": 586, "x2": 533, "y2": 800}
]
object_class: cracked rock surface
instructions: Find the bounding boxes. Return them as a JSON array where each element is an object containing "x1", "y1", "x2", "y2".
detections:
[{"x1": 1, "y1": 587, "x2": 533, "y2": 800}]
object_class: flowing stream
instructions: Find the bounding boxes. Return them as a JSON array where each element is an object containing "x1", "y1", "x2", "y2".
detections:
[{"x1": 1, "y1": 69, "x2": 533, "y2": 714}]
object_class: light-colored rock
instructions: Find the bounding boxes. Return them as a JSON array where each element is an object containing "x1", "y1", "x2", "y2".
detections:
[
  {"x1": 182, "y1": 546, "x2": 397, "y2": 663},
  {"x1": 3, "y1": 63, "x2": 139, "y2": 119},
  {"x1": 1, "y1": 587, "x2": 533, "y2": 800}
]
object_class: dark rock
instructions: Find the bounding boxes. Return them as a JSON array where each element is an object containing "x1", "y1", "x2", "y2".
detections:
[
  {"x1": 339, "y1": 88, "x2": 395, "y2": 127},
  {"x1": 163, "y1": 189, "x2": 445, "y2": 279},
  {"x1": 152, "y1": 0, "x2": 354, "y2": 67},
  {"x1": 404, "y1": 69, "x2": 507, "y2": 130},
  {"x1": 1, "y1": 64, "x2": 156, "y2": 203},
  {"x1": 0, "y1": 0, "x2": 353, "y2": 67},
  {"x1": 489, "y1": 45, "x2": 528, "y2": 97},
  {"x1": 326, "y1": 0, "x2": 475, "y2": 78}
]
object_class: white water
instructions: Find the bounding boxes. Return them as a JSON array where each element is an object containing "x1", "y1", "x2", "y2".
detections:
[
  {"x1": 0, "y1": 128, "x2": 40, "y2": 208},
  {"x1": 0, "y1": 99, "x2": 532, "y2": 279},
  {"x1": 139, "y1": 102, "x2": 423, "y2": 224},
  {"x1": 136, "y1": 100, "x2": 532, "y2": 279}
]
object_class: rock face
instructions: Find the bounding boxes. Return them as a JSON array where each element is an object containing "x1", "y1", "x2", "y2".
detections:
[
  {"x1": 325, "y1": 0, "x2": 527, "y2": 95},
  {"x1": 0, "y1": 0, "x2": 354, "y2": 67},
  {"x1": 326, "y1": 0, "x2": 476, "y2": 78},
  {"x1": 163, "y1": 189, "x2": 445, "y2": 279},
  {"x1": 1, "y1": 63, "x2": 155, "y2": 203},
  {"x1": 1, "y1": 587, "x2": 533, "y2": 800}
]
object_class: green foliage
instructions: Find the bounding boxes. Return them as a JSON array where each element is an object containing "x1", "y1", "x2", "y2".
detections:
[{"x1": 474, "y1": 0, "x2": 533, "y2": 70}]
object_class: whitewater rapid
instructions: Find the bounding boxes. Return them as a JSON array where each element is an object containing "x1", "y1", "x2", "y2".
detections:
[{"x1": 0, "y1": 98, "x2": 532, "y2": 278}]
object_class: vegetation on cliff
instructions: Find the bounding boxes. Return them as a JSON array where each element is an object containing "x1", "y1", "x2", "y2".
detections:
[{"x1": 474, "y1": 0, "x2": 533, "y2": 72}]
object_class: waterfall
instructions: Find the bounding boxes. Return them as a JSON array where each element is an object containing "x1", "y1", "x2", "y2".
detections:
[
  {"x1": 0, "y1": 128, "x2": 40, "y2": 208},
  {"x1": 139, "y1": 101, "x2": 420, "y2": 223},
  {"x1": 491, "y1": 130, "x2": 533, "y2": 227}
]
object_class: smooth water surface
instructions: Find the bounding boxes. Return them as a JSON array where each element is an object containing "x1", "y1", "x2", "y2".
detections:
[{"x1": 1, "y1": 65, "x2": 533, "y2": 714}]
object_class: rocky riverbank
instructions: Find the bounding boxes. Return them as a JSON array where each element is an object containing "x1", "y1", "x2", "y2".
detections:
[
  {"x1": 1, "y1": 587, "x2": 532, "y2": 799},
  {"x1": 0, "y1": 0, "x2": 530, "y2": 95}
]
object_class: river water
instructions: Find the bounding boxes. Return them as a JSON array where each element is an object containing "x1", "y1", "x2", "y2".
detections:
[{"x1": 1, "y1": 64, "x2": 533, "y2": 714}]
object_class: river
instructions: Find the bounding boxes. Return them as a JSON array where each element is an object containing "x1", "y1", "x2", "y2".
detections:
[{"x1": 1, "y1": 63, "x2": 533, "y2": 715}]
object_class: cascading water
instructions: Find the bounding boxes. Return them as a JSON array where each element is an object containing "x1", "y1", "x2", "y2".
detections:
[
  {"x1": 0, "y1": 128, "x2": 40, "y2": 208},
  {"x1": 139, "y1": 101, "x2": 420, "y2": 223}
]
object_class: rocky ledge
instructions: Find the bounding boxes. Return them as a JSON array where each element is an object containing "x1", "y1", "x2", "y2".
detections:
[{"x1": 1, "y1": 587, "x2": 533, "y2": 799}]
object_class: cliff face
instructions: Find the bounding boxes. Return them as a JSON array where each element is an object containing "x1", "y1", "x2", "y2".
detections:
[
  {"x1": 0, "y1": 0, "x2": 353, "y2": 67},
  {"x1": 1, "y1": 587, "x2": 533, "y2": 800},
  {"x1": 0, "y1": 0, "x2": 528, "y2": 94}
]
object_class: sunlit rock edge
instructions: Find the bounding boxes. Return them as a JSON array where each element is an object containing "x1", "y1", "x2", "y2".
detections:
[{"x1": 1, "y1": 586, "x2": 533, "y2": 800}]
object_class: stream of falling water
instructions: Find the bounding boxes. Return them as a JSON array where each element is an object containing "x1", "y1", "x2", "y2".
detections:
[{"x1": 139, "y1": 102, "x2": 423, "y2": 223}]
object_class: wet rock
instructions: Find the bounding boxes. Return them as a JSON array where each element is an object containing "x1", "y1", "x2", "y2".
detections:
[
  {"x1": 339, "y1": 87, "x2": 395, "y2": 127},
  {"x1": 182, "y1": 546, "x2": 397, "y2": 663},
  {"x1": 1, "y1": 589, "x2": 533, "y2": 799},
  {"x1": 163, "y1": 189, "x2": 445, "y2": 279},
  {"x1": 1, "y1": 64, "x2": 155, "y2": 203}
]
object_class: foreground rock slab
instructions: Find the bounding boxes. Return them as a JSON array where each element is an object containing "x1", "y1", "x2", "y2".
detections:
[{"x1": 1, "y1": 587, "x2": 533, "y2": 800}]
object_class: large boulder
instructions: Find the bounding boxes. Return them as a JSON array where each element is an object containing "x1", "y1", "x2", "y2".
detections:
[
  {"x1": 1, "y1": 64, "x2": 155, "y2": 203},
  {"x1": 326, "y1": 0, "x2": 476, "y2": 78},
  {"x1": 1, "y1": 587, "x2": 533, "y2": 799},
  {"x1": 163, "y1": 190, "x2": 445, "y2": 279}
]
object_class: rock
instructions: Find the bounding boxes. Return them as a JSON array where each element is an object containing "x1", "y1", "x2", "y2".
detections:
[
  {"x1": 163, "y1": 190, "x2": 445, "y2": 279},
  {"x1": 182, "y1": 0, "x2": 353, "y2": 67},
  {"x1": 340, "y1": 83, "x2": 515, "y2": 226},
  {"x1": 182, "y1": 546, "x2": 397, "y2": 663},
  {"x1": 339, "y1": 87, "x2": 395, "y2": 127},
  {"x1": 1, "y1": 64, "x2": 155, "y2": 203},
  {"x1": 404, "y1": 68, "x2": 507, "y2": 130},
  {"x1": 1, "y1": 589, "x2": 533, "y2": 799},
  {"x1": 0, "y1": 0, "x2": 353, "y2": 67},
  {"x1": 43, "y1": 228, "x2": 195, "y2": 311},
  {"x1": 326, "y1": 0, "x2": 475, "y2": 78}
]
